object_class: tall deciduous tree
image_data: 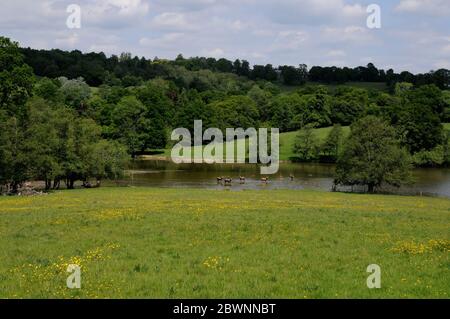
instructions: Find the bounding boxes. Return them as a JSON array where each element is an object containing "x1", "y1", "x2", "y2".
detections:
[
  {"x1": 293, "y1": 124, "x2": 320, "y2": 161},
  {"x1": 322, "y1": 124, "x2": 344, "y2": 161},
  {"x1": 334, "y1": 116, "x2": 412, "y2": 193},
  {"x1": 0, "y1": 37, "x2": 34, "y2": 191},
  {"x1": 0, "y1": 37, "x2": 34, "y2": 118}
]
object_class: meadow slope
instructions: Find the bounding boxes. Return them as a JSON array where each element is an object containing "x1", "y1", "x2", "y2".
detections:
[{"x1": 161, "y1": 123, "x2": 450, "y2": 162}]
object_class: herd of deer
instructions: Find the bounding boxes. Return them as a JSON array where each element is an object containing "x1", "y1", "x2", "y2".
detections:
[{"x1": 216, "y1": 175, "x2": 294, "y2": 185}]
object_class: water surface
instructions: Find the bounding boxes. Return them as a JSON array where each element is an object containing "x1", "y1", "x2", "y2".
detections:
[{"x1": 113, "y1": 160, "x2": 450, "y2": 198}]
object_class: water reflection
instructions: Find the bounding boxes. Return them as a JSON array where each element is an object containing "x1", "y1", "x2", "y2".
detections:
[{"x1": 114, "y1": 160, "x2": 450, "y2": 198}]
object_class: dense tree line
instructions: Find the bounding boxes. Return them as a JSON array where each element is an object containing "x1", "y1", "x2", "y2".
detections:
[{"x1": 20, "y1": 48, "x2": 449, "y2": 89}]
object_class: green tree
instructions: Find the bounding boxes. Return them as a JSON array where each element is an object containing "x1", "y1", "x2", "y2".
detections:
[
  {"x1": 331, "y1": 87, "x2": 368, "y2": 125},
  {"x1": 175, "y1": 89, "x2": 214, "y2": 132},
  {"x1": 268, "y1": 94, "x2": 297, "y2": 131},
  {"x1": 334, "y1": 116, "x2": 412, "y2": 193},
  {"x1": 293, "y1": 124, "x2": 320, "y2": 161},
  {"x1": 295, "y1": 86, "x2": 331, "y2": 127},
  {"x1": 321, "y1": 124, "x2": 344, "y2": 161},
  {"x1": 25, "y1": 98, "x2": 63, "y2": 189},
  {"x1": 110, "y1": 96, "x2": 151, "y2": 156},
  {"x1": 0, "y1": 37, "x2": 34, "y2": 191},
  {"x1": 210, "y1": 96, "x2": 259, "y2": 130},
  {"x1": 58, "y1": 77, "x2": 91, "y2": 112},
  {"x1": 0, "y1": 37, "x2": 34, "y2": 118},
  {"x1": 84, "y1": 140, "x2": 128, "y2": 185},
  {"x1": 34, "y1": 77, "x2": 62, "y2": 102},
  {"x1": 444, "y1": 131, "x2": 450, "y2": 165},
  {"x1": 0, "y1": 112, "x2": 28, "y2": 191},
  {"x1": 247, "y1": 85, "x2": 272, "y2": 122},
  {"x1": 396, "y1": 91, "x2": 443, "y2": 153},
  {"x1": 443, "y1": 91, "x2": 450, "y2": 122},
  {"x1": 46, "y1": 108, "x2": 128, "y2": 189}
]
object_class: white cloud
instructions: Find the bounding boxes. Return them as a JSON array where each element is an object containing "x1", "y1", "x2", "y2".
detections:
[
  {"x1": 140, "y1": 33, "x2": 185, "y2": 47},
  {"x1": 271, "y1": 30, "x2": 309, "y2": 51},
  {"x1": 396, "y1": 0, "x2": 450, "y2": 15},
  {"x1": 342, "y1": 3, "x2": 366, "y2": 18},
  {"x1": 323, "y1": 26, "x2": 372, "y2": 43},
  {"x1": 257, "y1": 0, "x2": 366, "y2": 25},
  {"x1": 323, "y1": 59, "x2": 347, "y2": 67},
  {"x1": 441, "y1": 44, "x2": 450, "y2": 55},
  {"x1": 327, "y1": 50, "x2": 346, "y2": 57},
  {"x1": 152, "y1": 12, "x2": 196, "y2": 30},
  {"x1": 86, "y1": 0, "x2": 150, "y2": 16},
  {"x1": 433, "y1": 60, "x2": 450, "y2": 69},
  {"x1": 202, "y1": 48, "x2": 225, "y2": 57},
  {"x1": 55, "y1": 33, "x2": 80, "y2": 48}
]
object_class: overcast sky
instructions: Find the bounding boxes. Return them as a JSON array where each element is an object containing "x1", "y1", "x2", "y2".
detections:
[{"x1": 1, "y1": 0, "x2": 449, "y2": 73}]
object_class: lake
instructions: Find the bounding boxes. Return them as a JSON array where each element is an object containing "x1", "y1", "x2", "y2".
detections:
[{"x1": 113, "y1": 160, "x2": 450, "y2": 198}]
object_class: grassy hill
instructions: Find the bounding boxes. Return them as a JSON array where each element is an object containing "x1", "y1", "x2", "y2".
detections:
[
  {"x1": 280, "y1": 81, "x2": 389, "y2": 93},
  {"x1": 157, "y1": 123, "x2": 450, "y2": 162},
  {"x1": 0, "y1": 187, "x2": 448, "y2": 298},
  {"x1": 157, "y1": 126, "x2": 350, "y2": 161},
  {"x1": 279, "y1": 126, "x2": 350, "y2": 160}
]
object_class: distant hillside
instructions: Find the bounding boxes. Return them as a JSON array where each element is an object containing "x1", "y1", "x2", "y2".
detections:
[{"x1": 20, "y1": 46, "x2": 449, "y2": 90}]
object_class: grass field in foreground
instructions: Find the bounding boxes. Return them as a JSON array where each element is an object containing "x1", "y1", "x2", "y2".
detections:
[{"x1": 0, "y1": 187, "x2": 449, "y2": 299}]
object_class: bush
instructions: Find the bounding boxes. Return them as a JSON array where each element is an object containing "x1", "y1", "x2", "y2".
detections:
[{"x1": 412, "y1": 146, "x2": 445, "y2": 167}]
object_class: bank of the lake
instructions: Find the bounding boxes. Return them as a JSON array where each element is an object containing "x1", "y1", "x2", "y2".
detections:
[
  {"x1": 0, "y1": 187, "x2": 448, "y2": 298},
  {"x1": 123, "y1": 160, "x2": 450, "y2": 198}
]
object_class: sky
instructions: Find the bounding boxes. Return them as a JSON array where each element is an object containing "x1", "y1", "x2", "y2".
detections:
[{"x1": 1, "y1": 0, "x2": 449, "y2": 73}]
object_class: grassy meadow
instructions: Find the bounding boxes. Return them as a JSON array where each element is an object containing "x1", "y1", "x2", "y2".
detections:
[
  {"x1": 159, "y1": 126, "x2": 351, "y2": 161},
  {"x1": 0, "y1": 187, "x2": 449, "y2": 299},
  {"x1": 160, "y1": 123, "x2": 450, "y2": 162},
  {"x1": 280, "y1": 81, "x2": 389, "y2": 93}
]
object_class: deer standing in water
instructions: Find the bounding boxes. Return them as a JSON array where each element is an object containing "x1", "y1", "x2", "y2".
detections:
[
  {"x1": 261, "y1": 177, "x2": 269, "y2": 184},
  {"x1": 224, "y1": 178, "x2": 232, "y2": 186},
  {"x1": 239, "y1": 176, "x2": 246, "y2": 184}
]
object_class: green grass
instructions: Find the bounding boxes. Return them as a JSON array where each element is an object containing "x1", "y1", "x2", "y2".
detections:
[
  {"x1": 279, "y1": 126, "x2": 350, "y2": 160},
  {"x1": 155, "y1": 126, "x2": 350, "y2": 161},
  {"x1": 158, "y1": 122, "x2": 448, "y2": 162},
  {"x1": 280, "y1": 82, "x2": 389, "y2": 93},
  {"x1": 0, "y1": 187, "x2": 449, "y2": 298}
]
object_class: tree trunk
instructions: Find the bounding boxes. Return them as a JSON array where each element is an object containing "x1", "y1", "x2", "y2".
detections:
[
  {"x1": 53, "y1": 179, "x2": 60, "y2": 190},
  {"x1": 368, "y1": 183, "x2": 375, "y2": 193},
  {"x1": 10, "y1": 181, "x2": 20, "y2": 194}
]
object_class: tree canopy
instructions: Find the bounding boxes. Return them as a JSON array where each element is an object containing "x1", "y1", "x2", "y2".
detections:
[{"x1": 334, "y1": 116, "x2": 413, "y2": 193}]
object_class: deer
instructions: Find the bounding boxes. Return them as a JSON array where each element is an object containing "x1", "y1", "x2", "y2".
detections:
[
  {"x1": 224, "y1": 178, "x2": 232, "y2": 185},
  {"x1": 261, "y1": 177, "x2": 269, "y2": 183},
  {"x1": 239, "y1": 176, "x2": 246, "y2": 184}
]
